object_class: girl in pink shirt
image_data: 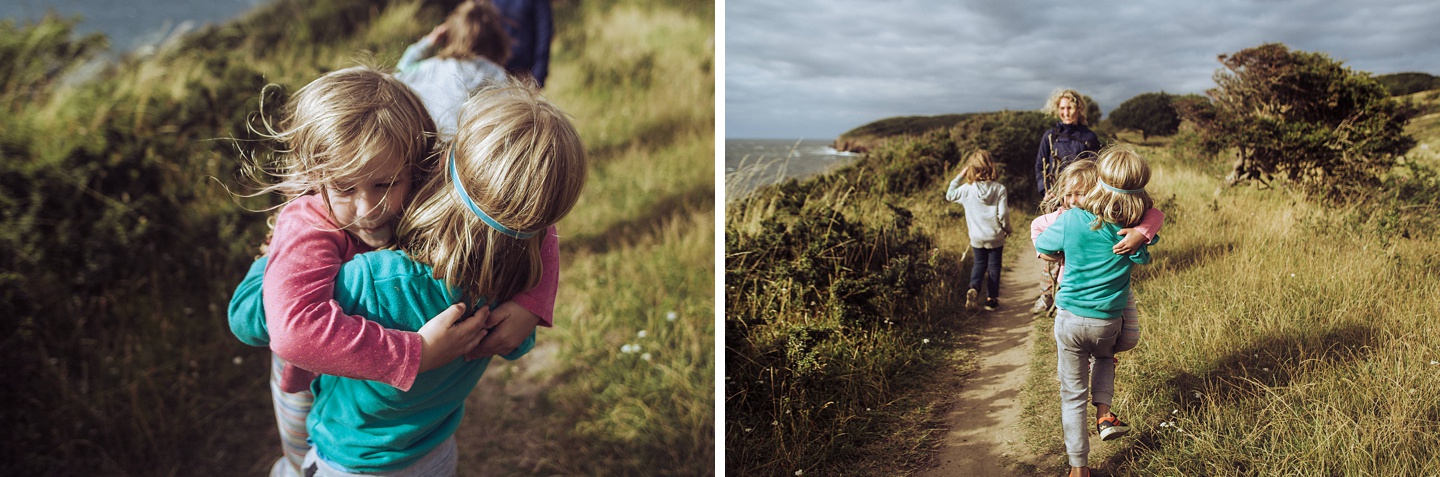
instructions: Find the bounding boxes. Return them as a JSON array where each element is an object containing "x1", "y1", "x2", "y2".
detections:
[
  {"x1": 1030, "y1": 159, "x2": 1163, "y2": 352},
  {"x1": 234, "y1": 66, "x2": 560, "y2": 476}
]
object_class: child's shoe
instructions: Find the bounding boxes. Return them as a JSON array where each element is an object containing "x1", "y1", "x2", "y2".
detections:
[
  {"x1": 965, "y1": 288, "x2": 979, "y2": 310},
  {"x1": 1097, "y1": 413, "x2": 1131, "y2": 441},
  {"x1": 1031, "y1": 294, "x2": 1052, "y2": 314},
  {"x1": 984, "y1": 297, "x2": 999, "y2": 311}
]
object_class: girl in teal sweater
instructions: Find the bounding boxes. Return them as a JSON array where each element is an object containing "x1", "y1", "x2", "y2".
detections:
[
  {"x1": 1033, "y1": 144, "x2": 1154, "y2": 477},
  {"x1": 232, "y1": 82, "x2": 587, "y2": 475}
]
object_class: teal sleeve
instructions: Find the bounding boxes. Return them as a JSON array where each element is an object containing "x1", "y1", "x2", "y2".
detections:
[
  {"x1": 227, "y1": 256, "x2": 271, "y2": 347},
  {"x1": 1034, "y1": 211, "x2": 1066, "y2": 256},
  {"x1": 499, "y1": 330, "x2": 537, "y2": 361}
]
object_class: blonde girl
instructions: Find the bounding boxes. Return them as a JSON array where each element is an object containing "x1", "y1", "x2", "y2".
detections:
[
  {"x1": 945, "y1": 149, "x2": 1012, "y2": 311},
  {"x1": 1033, "y1": 144, "x2": 1158, "y2": 477},
  {"x1": 1030, "y1": 160, "x2": 1163, "y2": 352},
  {"x1": 234, "y1": 81, "x2": 586, "y2": 475},
  {"x1": 226, "y1": 67, "x2": 559, "y2": 476}
]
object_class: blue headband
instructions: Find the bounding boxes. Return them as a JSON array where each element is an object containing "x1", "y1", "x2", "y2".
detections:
[
  {"x1": 1098, "y1": 178, "x2": 1144, "y2": 195},
  {"x1": 449, "y1": 150, "x2": 536, "y2": 239}
]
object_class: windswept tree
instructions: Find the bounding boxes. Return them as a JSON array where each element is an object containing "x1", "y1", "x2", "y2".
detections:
[
  {"x1": 1178, "y1": 43, "x2": 1416, "y2": 200},
  {"x1": 1109, "y1": 92, "x2": 1179, "y2": 141}
]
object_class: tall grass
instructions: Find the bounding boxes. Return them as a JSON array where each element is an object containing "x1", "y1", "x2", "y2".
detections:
[
  {"x1": 1018, "y1": 137, "x2": 1440, "y2": 475},
  {"x1": 725, "y1": 114, "x2": 1050, "y2": 475},
  {"x1": 0, "y1": 0, "x2": 713, "y2": 474}
]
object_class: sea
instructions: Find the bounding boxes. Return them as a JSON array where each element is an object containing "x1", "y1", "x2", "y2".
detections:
[
  {"x1": 723, "y1": 138, "x2": 862, "y2": 199},
  {"x1": 1, "y1": 0, "x2": 264, "y2": 55}
]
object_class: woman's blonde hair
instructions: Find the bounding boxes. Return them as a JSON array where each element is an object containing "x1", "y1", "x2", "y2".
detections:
[
  {"x1": 1080, "y1": 144, "x2": 1152, "y2": 228},
  {"x1": 398, "y1": 82, "x2": 586, "y2": 302},
  {"x1": 243, "y1": 66, "x2": 437, "y2": 214},
  {"x1": 435, "y1": 0, "x2": 511, "y2": 66},
  {"x1": 1042, "y1": 88, "x2": 1089, "y2": 126},
  {"x1": 1041, "y1": 159, "x2": 1099, "y2": 212},
  {"x1": 963, "y1": 149, "x2": 999, "y2": 182}
]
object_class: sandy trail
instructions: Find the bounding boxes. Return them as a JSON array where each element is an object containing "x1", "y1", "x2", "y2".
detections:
[{"x1": 920, "y1": 242, "x2": 1050, "y2": 477}]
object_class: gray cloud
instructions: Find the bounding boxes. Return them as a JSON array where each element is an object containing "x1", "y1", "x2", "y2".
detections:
[{"x1": 726, "y1": 0, "x2": 1440, "y2": 139}]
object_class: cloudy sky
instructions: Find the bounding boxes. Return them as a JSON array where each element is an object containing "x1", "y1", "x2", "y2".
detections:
[{"x1": 725, "y1": 0, "x2": 1440, "y2": 139}]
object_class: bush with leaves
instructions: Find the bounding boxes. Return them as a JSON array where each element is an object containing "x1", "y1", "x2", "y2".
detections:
[
  {"x1": 1110, "y1": 91, "x2": 1180, "y2": 141},
  {"x1": 1178, "y1": 43, "x2": 1417, "y2": 200}
]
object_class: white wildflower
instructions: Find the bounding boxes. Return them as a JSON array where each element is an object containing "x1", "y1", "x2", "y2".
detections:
[
  {"x1": 638, "y1": 330, "x2": 648, "y2": 338},
  {"x1": 923, "y1": 338, "x2": 930, "y2": 344},
  {"x1": 641, "y1": 353, "x2": 652, "y2": 361},
  {"x1": 666, "y1": 311, "x2": 678, "y2": 322}
]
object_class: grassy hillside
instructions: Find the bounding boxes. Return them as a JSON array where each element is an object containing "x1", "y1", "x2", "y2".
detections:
[
  {"x1": 0, "y1": 0, "x2": 713, "y2": 475},
  {"x1": 729, "y1": 87, "x2": 1440, "y2": 474},
  {"x1": 833, "y1": 113, "x2": 979, "y2": 153}
]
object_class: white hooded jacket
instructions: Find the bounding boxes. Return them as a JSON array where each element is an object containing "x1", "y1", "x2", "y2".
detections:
[{"x1": 945, "y1": 175, "x2": 1011, "y2": 249}]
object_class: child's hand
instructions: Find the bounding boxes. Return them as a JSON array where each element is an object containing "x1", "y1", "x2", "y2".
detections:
[
  {"x1": 425, "y1": 24, "x2": 449, "y2": 44},
  {"x1": 417, "y1": 303, "x2": 489, "y2": 372},
  {"x1": 1113, "y1": 228, "x2": 1147, "y2": 255},
  {"x1": 465, "y1": 302, "x2": 542, "y2": 359}
]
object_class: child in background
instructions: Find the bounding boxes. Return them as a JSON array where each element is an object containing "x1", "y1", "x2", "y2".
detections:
[
  {"x1": 1030, "y1": 159, "x2": 1163, "y2": 353},
  {"x1": 1033, "y1": 144, "x2": 1157, "y2": 477},
  {"x1": 232, "y1": 81, "x2": 586, "y2": 475},
  {"x1": 945, "y1": 149, "x2": 1012, "y2": 311},
  {"x1": 396, "y1": 0, "x2": 512, "y2": 139},
  {"x1": 227, "y1": 66, "x2": 559, "y2": 477}
]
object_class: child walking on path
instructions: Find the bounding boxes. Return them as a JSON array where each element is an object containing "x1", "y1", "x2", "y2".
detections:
[
  {"x1": 227, "y1": 67, "x2": 559, "y2": 477},
  {"x1": 396, "y1": 0, "x2": 512, "y2": 139},
  {"x1": 230, "y1": 82, "x2": 585, "y2": 475},
  {"x1": 946, "y1": 149, "x2": 1012, "y2": 311},
  {"x1": 1033, "y1": 144, "x2": 1157, "y2": 477},
  {"x1": 1029, "y1": 159, "x2": 1163, "y2": 353}
]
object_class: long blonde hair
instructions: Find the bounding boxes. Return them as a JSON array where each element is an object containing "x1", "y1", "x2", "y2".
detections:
[
  {"x1": 1042, "y1": 88, "x2": 1089, "y2": 126},
  {"x1": 242, "y1": 66, "x2": 436, "y2": 214},
  {"x1": 435, "y1": 0, "x2": 511, "y2": 66},
  {"x1": 1081, "y1": 144, "x2": 1152, "y2": 229},
  {"x1": 398, "y1": 82, "x2": 586, "y2": 302}
]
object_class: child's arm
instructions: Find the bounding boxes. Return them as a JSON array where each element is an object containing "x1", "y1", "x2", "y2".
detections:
[
  {"x1": 465, "y1": 226, "x2": 561, "y2": 359},
  {"x1": 1034, "y1": 209, "x2": 1066, "y2": 261},
  {"x1": 1113, "y1": 207, "x2": 1166, "y2": 255},
  {"x1": 396, "y1": 26, "x2": 445, "y2": 73},
  {"x1": 1030, "y1": 210, "x2": 1062, "y2": 257},
  {"x1": 944, "y1": 167, "x2": 969, "y2": 203},
  {"x1": 262, "y1": 200, "x2": 484, "y2": 392},
  {"x1": 998, "y1": 186, "x2": 1012, "y2": 236}
]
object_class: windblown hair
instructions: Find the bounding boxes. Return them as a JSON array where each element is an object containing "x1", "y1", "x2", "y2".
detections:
[
  {"x1": 435, "y1": 0, "x2": 511, "y2": 66},
  {"x1": 962, "y1": 149, "x2": 1000, "y2": 182},
  {"x1": 242, "y1": 65, "x2": 437, "y2": 218},
  {"x1": 1041, "y1": 159, "x2": 1099, "y2": 212},
  {"x1": 1080, "y1": 144, "x2": 1153, "y2": 229},
  {"x1": 398, "y1": 81, "x2": 587, "y2": 303},
  {"x1": 1042, "y1": 88, "x2": 1089, "y2": 126}
]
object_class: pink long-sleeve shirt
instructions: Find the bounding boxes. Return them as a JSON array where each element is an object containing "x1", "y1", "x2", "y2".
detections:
[
  {"x1": 264, "y1": 194, "x2": 560, "y2": 393},
  {"x1": 1030, "y1": 206, "x2": 1165, "y2": 282}
]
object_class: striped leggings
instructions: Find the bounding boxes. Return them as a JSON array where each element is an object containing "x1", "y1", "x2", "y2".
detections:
[{"x1": 270, "y1": 353, "x2": 313, "y2": 477}]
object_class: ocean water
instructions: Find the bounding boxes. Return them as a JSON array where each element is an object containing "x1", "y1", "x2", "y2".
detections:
[
  {"x1": 724, "y1": 138, "x2": 861, "y2": 198},
  {"x1": 1, "y1": 0, "x2": 264, "y2": 54}
]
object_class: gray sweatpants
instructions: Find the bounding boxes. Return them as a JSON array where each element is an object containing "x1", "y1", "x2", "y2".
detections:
[{"x1": 1053, "y1": 307, "x2": 1122, "y2": 468}]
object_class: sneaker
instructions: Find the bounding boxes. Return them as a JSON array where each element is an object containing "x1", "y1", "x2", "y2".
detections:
[
  {"x1": 984, "y1": 297, "x2": 998, "y2": 311},
  {"x1": 1097, "y1": 413, "x2": 1131, "y2": 441},
  {"x1": 1031, "y1": 294, "x2": 1053, "y2": 314},
  {"x1": 965, "y1": 289, "x2": 978, "y2": 310}
]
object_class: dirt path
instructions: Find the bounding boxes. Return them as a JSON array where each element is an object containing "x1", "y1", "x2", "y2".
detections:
[{"x1": 920, "y1": 241, "x2": 1049, "y2": 477}]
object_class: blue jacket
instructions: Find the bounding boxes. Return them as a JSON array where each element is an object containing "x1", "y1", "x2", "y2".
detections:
[
  {"x1": 493, "y1": 0, "x2": 553, "y2": 87},
  {"x1": 1035, "y1": 122, "x2": 1101, "y2": 195}
]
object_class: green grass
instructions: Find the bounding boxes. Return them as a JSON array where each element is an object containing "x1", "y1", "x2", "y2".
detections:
[
  {"x1": 1017, "y1": 142, "x2": 1440, "y2": 476},
  {"x1": 0, "y1": 0, "x2": 713, "y2": 474}
]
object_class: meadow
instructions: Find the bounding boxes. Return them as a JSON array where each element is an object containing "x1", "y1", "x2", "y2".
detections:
[
  {"x1": 727, "y1": 89, "x2": 1440, "y2": 475},
  {"x1": 0, "y1": 0, "x2": 714, "y2": 474}
]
